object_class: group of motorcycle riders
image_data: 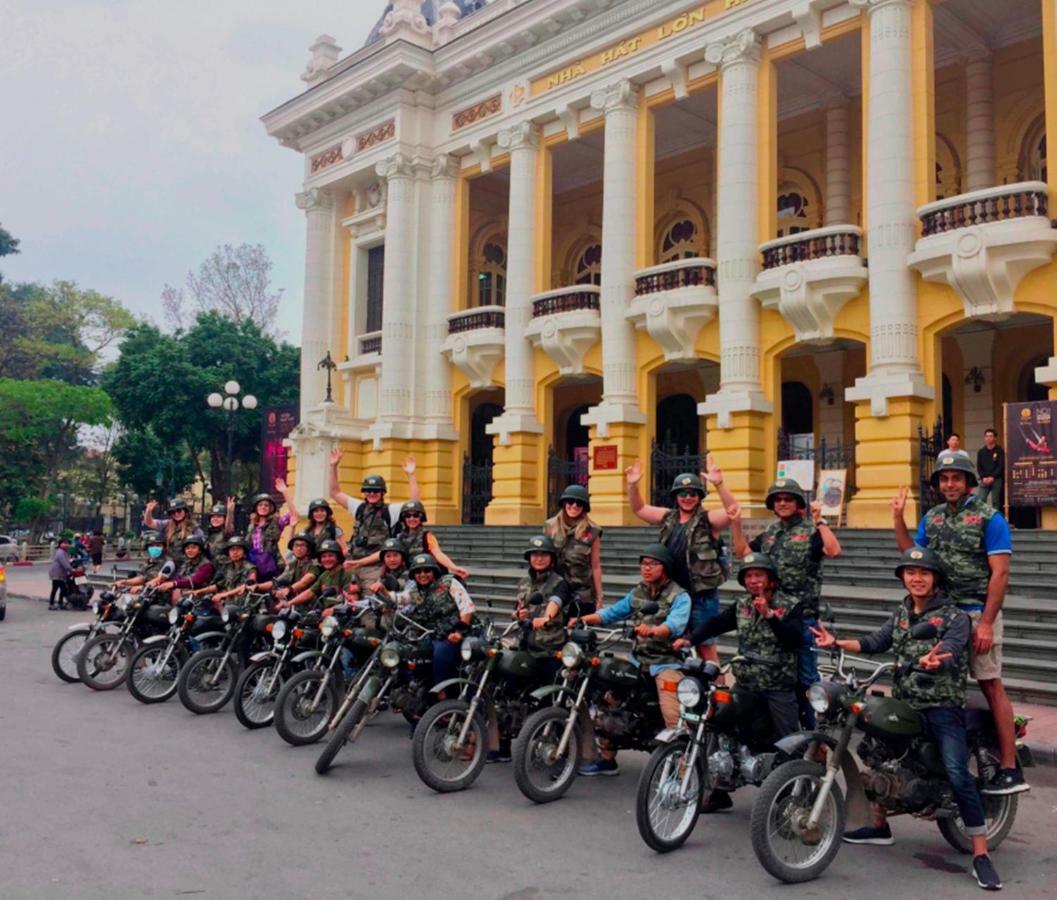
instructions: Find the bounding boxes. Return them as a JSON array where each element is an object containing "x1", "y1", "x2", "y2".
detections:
[{"x1": 96, "y1": 445, "x2": 1026, "y2": 891}]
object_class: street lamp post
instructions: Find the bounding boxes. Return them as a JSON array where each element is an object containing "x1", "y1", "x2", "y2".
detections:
[{"x1": 207, "y1": 380, "x2": 258, "y2": 499}]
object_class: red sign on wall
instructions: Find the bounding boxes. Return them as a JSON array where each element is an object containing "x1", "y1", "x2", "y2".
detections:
[{"x1": 593, "y1": 444, "x2": 619, "y2": 471}]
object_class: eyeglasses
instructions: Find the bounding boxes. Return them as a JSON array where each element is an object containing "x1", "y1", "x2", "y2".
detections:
[
  {"x1": 639, "y1": 559, "x2": 664, "y2": 569},
  {"x1": 404, "y1": 513, "x2": 423, "y2": 520},
  {"x1": 563, "y1": 500, "x2": 585, "y2": 508},
  {"x1": 772, "y1": 495, "x2": 797, "y2": 504},
  {"x1": 676, "y1": 491, "x2": 700, "y2": 499},
  {"x1": 363, "y1": 490, "x2": 382, "y2": 496}
]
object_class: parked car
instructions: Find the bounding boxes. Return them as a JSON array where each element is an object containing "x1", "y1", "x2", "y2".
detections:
[
  {"x1": 0, "y1": 562, "x2": 7, "y2": 620},
  {"x1": 0, "y1": 535, "x2": 21, "y2": 562}
]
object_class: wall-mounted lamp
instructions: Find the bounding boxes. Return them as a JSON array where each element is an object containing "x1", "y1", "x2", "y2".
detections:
[
  {"x1": 819, "y1": 383, "x2": 836, "y2": 406},
  {"x1": 965, "y1": 367, "x2": 986, "y2": 393}
]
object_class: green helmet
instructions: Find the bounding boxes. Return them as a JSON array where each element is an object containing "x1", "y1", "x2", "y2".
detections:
[
  {"x1": 524, "y1": 534, "x2": 558, "y2": 561},
  {"x1": 307, "y1": 498, "x2": 332, "y2": 517},
  {"x1": 931, "y1": 453, "x2": 978, "y2": 489},
  {"x1": 670, "y1": 473, "x2": 705, "y2": 498},
  {"x1": 143, "y1": 531, "x2": 165, "y2": 546},
  {"x1": 316, "y1": 539, "x2": 345, "y2": 562},
  {"x1": 894, "y1": 545, "x2": 948, "y2": 587},
  {"x1": 224, "y1": 536, "x2": 250, "y2": 555},
  {"x1": 181, "y1": 535, "x2": 206, "y2": 551},
  {"x1": 559, "y1": 484, "x2": 591, "y2": 512},
  {"x1": 250, "y1": 492, "x2": 277, "y2": 511},
  {"x1": 287, "y1": 531, "x2": 318, "y2": 557},
  {"x1": 737, "y1": 551, "x2": 779, "y2": 587},
  {"x1": 167, "y1": 498, "x2": 190, "y2": 514},
  {"x1": 408, "y1": 552, "x2": 443, "y2": 576},
  {"x1": 360, "y1": 474, "x2": 387, "y2": 494},
  {"x1": 765, "y1": 478, "x2": 807, "y2": 511},
  {"x1": 380, "y1": 538, "x2": 408, "y2": 562},
  {"x1": 639, "y1": 543, "x2": 675, "y2": 574},
  {"x1": 400, "y1": 499, "x2": 427, "y2": 523},
  {"x1": 208, "y1": 504, "x2": 226, "y2": 518}
]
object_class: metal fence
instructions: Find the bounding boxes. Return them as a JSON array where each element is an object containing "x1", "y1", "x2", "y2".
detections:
[
  {"x1": 776, "y1": 430, "x2": 858, "y2": 494},
  {"x1": 546, "y1": 448, "x2": 589, "y2": 517},
  {"x1": 918, "y1": 418, "x2": 945, "y2": 511},
  {"x1": 461, "y1": 455, "x2": 493, "y2": 525},
  {"x1": 650, "y1": 441, "x2": 703, "y2": 507}
]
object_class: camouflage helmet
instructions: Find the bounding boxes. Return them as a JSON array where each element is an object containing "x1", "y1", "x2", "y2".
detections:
[
  {"x1": 167, "y1": 498, "x2": 190, "y2": 514},
  {"x1": 380, "y1": 537, "x2": 408, "y2": 562},
  {"x1": 559, "y1": 484, "x2": 591, "y2": 512},
  {"x1": 181, "y1": 534, "x2": 206, "y2": 552},
  {"x1": 639, "y1": 542, "x2": 676, "y2": 574},
  {"x1": 224, "y1": 536, "x2": 251, "y2": 555},
  {"x1": 737, "y1": 551, "x2": 779, "y2": 587},
  {"x1": 316, "y1": 539, "x2": 345, "y2": 562},
  {"x1": 307, "y1": 498, "x2": 333, "y2": 517},
  {"x1": 400, "y1": 499, "x2": 427, "y2": 523},
  {"x1": 894, "y1": 545, "x2": 948, "y2": 588},
  {"x1": 930, "y1": 453, "x2": 978, "y2": 489},
  {"x1": 208, "y1": 503, "x2": 227, "y2": 518},
  {"x1": 765, "y1": 478, "x2": 807, "y2": 511},
  {"x1": 408, "y1": 552, "x2": 443, "y2": 576},
  {"x1": 670, "y1": 473, "x2": 706, "y2": 498},
  {"x1": 524, "y1": 534, "x2": 559, "y2": 562},
  {"x1": 142, "y1": 530, "x2": 165, "y2": 546},
  {"x1": 360, "y1": 474, "x2": 387, "y2": 494},
  {"x1": 250, "y1": 492, "x2": 277, "y2": 511},
  {"x1": 287, "y1": 531, "x2": 318, "y2": 557}
]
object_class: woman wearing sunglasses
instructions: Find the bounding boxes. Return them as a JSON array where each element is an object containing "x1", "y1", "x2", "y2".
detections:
[{"x1": 543, "y1": 483, "x2": 604, "y2": 615}]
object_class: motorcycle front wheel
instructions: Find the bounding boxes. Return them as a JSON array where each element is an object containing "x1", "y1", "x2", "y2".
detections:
[
  {"x1": 52, "y1": 627, "x2": 92, "y2": 683},
  {"x1": 937, "y1": 747, "x2": 1018, "y2": 854},
  {"x1": 750, "y1": 760, "x2": 845, "y2": 884},
  {"x1": 177, "y1": 648, "x2": 238, "y2": 714},
  {"x1": 412, "y1": 698, "x2": 488, "y2": 793},
  {"x1": 274, "y1": 669, "x2": 338, "y2": 745},
  {"x1": 234, "y1": 660, "x2": 283, "y2": 729},
  {"x1": 76, "y1": 633, "x2": 134, "y2": 691},
  {"x1": 127, "y1": 642, "x2": 184, "y2": 704},
  {"x1": 512, "y1": 706, "x2": 582, "y2": 804},
  {"x1": 315, "y1": 677, "x2": 378, "y2": 775},
  {"x1": 636, "y1": 738, "x2": 705, "y2": 852}
]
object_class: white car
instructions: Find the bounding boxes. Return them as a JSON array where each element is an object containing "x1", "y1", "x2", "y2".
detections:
[
  {"x1": 0, "y1": 535, "x2": 21, "y2": 562},
  {"x1": 0, "y1": 562, "x2": 7, "y2": 620}
]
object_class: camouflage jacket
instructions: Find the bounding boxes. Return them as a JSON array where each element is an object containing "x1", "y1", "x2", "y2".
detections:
[
  {"x1": 752, "y1": 515, "x2": 822, "y2": 618},
  {"x1": 659, "y1": 507, "x2": 726, "y2": 595},
  {"x1": 515, "y1": 568, "x2": 571, "y2": 649},
  {"x1": 921, "y1": 497, "x2": 997, "y2": 605},
  {"x1": 858, "y1": 593, "x2": 971, "y2": 710}
]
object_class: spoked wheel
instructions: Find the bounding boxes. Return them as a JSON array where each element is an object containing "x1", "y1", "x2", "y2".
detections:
[
  {"x1": 274, "y1": 669, "x2": 338, "y2": 746},
  {"x1": 76, "y1": 633, "x2": 134, "y2": 691},
  {"x1": 234, "y1": 660, "x2": 283, "y2": 730},
  {"x1": 636, "y1": 738, "x2": 706, "y2": 852},
  {"x1": 412, "y1": 699, "x2": 488, "y2": 793},
  {"x1": 177, "y1": 648, "x2": 238, "y2": 714},
  {"x1": 315, "y1": 695, "x2": 370, "y2": 775},
  {"x1": 52, "y1": 627, "x2": 92, "y2": 683},
  {"x1": 512, "y1": 706, "x2": 581, "y2": 804},
  {"x1": 938, "y1": 747, "x2": 1018, "y2": 854},
  {"x1": 127, "y1": 643, "x2": 183, "y2": 704},
  {"x1": 750, "y1": 760, "x2": 845, "y2": 884}
]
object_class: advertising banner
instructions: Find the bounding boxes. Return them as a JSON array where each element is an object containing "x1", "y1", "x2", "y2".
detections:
[
  {"x1": 1004, "y1": 401, "x2": 1057, "y2": 508},
  {"x1": 260, "y1": 405, "x2": 299, "y2": 496}
]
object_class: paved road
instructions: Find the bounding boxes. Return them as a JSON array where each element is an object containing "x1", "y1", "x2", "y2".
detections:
[{"x1": 2, "y1": 597, "x2": 1056, "y2": 899}]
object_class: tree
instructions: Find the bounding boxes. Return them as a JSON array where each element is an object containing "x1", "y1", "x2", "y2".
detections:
[
  {"x1": 0, "y1": 223, "x2": 19, "y2": 260},
  {"x1": 163, "y1": 243, "x2": 284, "y2": 335}
]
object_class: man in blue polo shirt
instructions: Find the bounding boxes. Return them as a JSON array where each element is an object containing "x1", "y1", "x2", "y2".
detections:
[{"x1": 892, "y1": 454, "x2": 1027, "y2": 795}]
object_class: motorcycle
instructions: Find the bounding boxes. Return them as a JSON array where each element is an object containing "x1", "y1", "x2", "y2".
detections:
[
  {"x1": 412, "y1": 618, "x2": 556, "y2": 793},
  {"x1": 125, "y1": 598, "x2": 226, "y2": 704},
  {"x1": 750, "y1": 646, "x2": 1033, "y2": 884},
  {"x1": 635, "y1": 655, "x2": 788, "y2": 852},
  {"x1": 511, "y1": 602, "x2": 671, "y2": 804},
  {"x1": 51, "y1": 590, "x2": 127, "y2": 683},
  {"x1": 75, "y1": 562, "x2": 177, "y2": 690},
  {"x1": 63, "y1": 568, "x2": 95, "y2": 611}
]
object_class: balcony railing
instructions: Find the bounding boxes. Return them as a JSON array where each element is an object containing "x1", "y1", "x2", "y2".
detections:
[
  {"x1": 760, "y1": 226, "x2": 863, "y2": 270},
  {"x1": 634, "y1": 258, "x2": 716, "y2": 295},
  {"x1": 531, "y1": 285, "x2": 601, "y2": 318},
  {"x1": 447, "y1": 306, "x2": 505, "y2": 334},
  {"x1": 359, "y1": 331, "x2": 382, "y2": 355},
  {"x1": 919, "y1": 181, "x2": 1050, "y2": 237}
]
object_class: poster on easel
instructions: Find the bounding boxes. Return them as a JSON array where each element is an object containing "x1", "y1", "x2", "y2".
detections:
[
  {"x1": 776, "y1": 459, "x2": 815, "y2": 497},
  {"x1": 817, "y1": 469, "x2": 848, "y2": 523}
]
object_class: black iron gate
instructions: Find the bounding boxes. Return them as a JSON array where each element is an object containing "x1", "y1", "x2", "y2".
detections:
[
  {"x1": 918, "y1": 418, "x2": 945, "y2": 512},
  {"x1": 776, "y1": 429, "x2": 858, "y2": 494},
  {"x1": 461, "y1": 454, "x2": 493, "y2": 525},
  {"x1": 650, "y1": 441, "x2": 703, "y2": 507},
  {"x1": 547, "y1": 448, "x2": 588, "y2": 516}
]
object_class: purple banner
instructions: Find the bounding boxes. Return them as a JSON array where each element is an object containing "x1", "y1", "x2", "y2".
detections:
[
  {"x1": 260, "y1": 405, "x2": 299, "y2": 495},
  {"x1": 1005, "y1": 401, "x2": 1057, "y2": 507}
]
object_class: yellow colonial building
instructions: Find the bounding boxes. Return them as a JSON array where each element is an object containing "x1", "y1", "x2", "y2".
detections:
[{"x1": 262, "y1": 0, "x2": 1057, "y2": 531}]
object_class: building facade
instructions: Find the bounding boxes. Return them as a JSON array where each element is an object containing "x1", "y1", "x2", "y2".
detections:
[{"x1": 262, "y1": 0, "x2": 1057, "y2": 530}]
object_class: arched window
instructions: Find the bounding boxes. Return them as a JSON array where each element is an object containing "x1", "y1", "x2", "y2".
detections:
[
  {"x1": 776, "y1": 191, "x2": 811, "y2": 238},
  {"x1": 659, "y1": 218, "x2": 701, "y2": 263},
  {"x1": 781, "y1": 381, "x2": 814, "y2": 435},
  {"x1": 574, "y1": 243, "x2": 602, "y2": 286},
  {"x1": 1023, "y1": 129, "x2": 1047, "y2": 183},
  {"x1": 935, "y1": 134, "x2": 962, "y2": 200},
  {"x1": 476, "y1": 240, "x2": 506, "y2": 307}
]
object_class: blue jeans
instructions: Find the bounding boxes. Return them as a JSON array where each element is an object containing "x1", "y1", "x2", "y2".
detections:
[
  {"x1": 798, "y1": 618, "x2": 821, "y2": 728},
  {"x1": 923, "y1": 706, "x2": 987, "y2": 835},
  {"x1": 690, "y1": 591, "x2": 721, "y2": 646},
  {"x1": 431, "y1": 639, "x2": 460, "y2": 689}
]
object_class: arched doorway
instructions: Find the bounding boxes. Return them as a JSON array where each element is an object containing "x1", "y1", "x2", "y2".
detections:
[
  {"x1": 657, "y1": 394, "x2": 699, "y2": 454},
  {"x1": 464, "y1": 393, "x2": 502, "y2": 524},
  {"x1": 548, "y1": 380, "x2": 602, "y2": 515},
  {"x1": 781, "y1": 381, "x2": 814, "y2": 438}
]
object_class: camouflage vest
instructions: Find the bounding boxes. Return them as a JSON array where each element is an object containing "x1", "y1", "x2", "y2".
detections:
[
  {"x1": 629, "y1": 578, "x2": 686, "y2": 668},
  {"x1": 304, "y1": 521, "x2": 339, "y2": 546},
  {"x1": 399, "y1": 528, "x2": 429, "y2": 559},
  {"x1": 412, "y1": 575, "x2": 461, "y2": 633},
  {"x1": 276, "y1": 556, "x2": 321, "y2": 589},
  {"x1": 889, "y1": 595, "x2": 969, "y2": 709},
  {"x1": 352, "y1": 502, "x2": 392, "y2": 560},
  {"x1": 922, "y1": 498, "x2": 995, "y2": 604},
  {"x1": 206, "y1": 527, "x2": 228, "y2": 561},
  {"x1": 214, "y1": 560, "x2": 257, "y2": 592},
  {"x1": 246, "y1": 516, "x2": 283, "y2": 557},
  {"x1": 755, "y1": 515, "x2": 822, "y2": 617},
  {"x1": 658, "y1": 507, "x2": 725, "y2": 594},
  {"x1": 515, "y1": 568, "x2": 568, "y2": 649},
  {"x1": 544, "y1": 515, "x2": 600, "y2": 605},
  {"x1": 140, "y1": 557, "x2": 171, "y2": 580},
  {"x1": 311, "y1": 565, "x2": 355, "y2": 609},
  {"x1": 731, "y1": 591, "x2": 798, "y2": 692}
]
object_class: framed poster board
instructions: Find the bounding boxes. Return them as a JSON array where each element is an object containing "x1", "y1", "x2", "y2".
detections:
[
  {"x1": 1004, "y1": 401, "x2": 1057, "y2": 510},
  {"x1": 777, "y1": 459, "x2": 815, "y2": 495},
  {"x1": 817, "y1": 469, "x2": 848, "y2": 523}
]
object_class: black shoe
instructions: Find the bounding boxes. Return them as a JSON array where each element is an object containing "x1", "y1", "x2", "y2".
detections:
[
  {"x1": 842, "y1": 824, "x2": 894, "y2": 845},
  {"x1": 47, "y1": 603, "x2": 57, "y2": 611},
  {"x1": 983, "y1": 768, "x2": 1029, "y2": 795},
  {"x1": 486, "y1": 750, "x2": 511, "y2": 764},
  {"x1": 700, "y1": 790, "x2": 733, "y2": 814},
  {"x1": 972, "y1": 855, "x2": 1002, "y2": 891}
]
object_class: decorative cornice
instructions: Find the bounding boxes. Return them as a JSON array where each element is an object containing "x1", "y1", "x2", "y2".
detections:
[
  {"x1": 295, "y1": 187, "x2": 334, "y2": 213},
  {"x1": 848, "y1": 0, "x2": 911, "y2": 12},
  {"x1": 590, "y1": 79, "x2": 638, "y2": 115},
  {"x1": 452, "y1": 93, "x2": 502, "y2": 131},
  {"x1": 375, "y1": 152, "x2": 415, "y2": 180},
  {"x1": 431, "y1": 153, "x2": 460, "y2": 180},
  {"x1": 497, "y1": 121, "x2": 540, "y2": 152},
  {"x1": 703, "y1": 28, "x2": 761, "y2": 69},
  {"x1": 310, "y1": 144, "x2": 343, "y2": 174}
]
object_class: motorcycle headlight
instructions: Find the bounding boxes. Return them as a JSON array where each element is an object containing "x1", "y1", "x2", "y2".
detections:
[
  {"x1": 118, "y1": 594, "x2": 132, "y2": 611},
  {"x1": 808, "y1": 681, "x2": 845, "y2": 716},
  {"x1": 560, "y1": 642, "x2": 583, "y2": 670},
  {"x1": 319, "y1": 617, "x2": 336, "y2": 639},
  {"x1": 221, "y1": 607, "x2": 230, "y2": 624},
  {"x1": 676, "y1": 677, "x2": 702, "y2": 709},
  {"x1": 272, "y1": 620, "x2": 288, "y2": 641},
  {"x1": 380, "y1": 643, "x2": 402, "y2": 669},
  {"x1": 460, "y1": 637, "x2": 474, "y2": 662},
  {"x1": 168, "y1": 607, "x2": 179, "y2": 624},
  {"x1": 91, "y1": 600, "x2": 100, "y2": 615}
]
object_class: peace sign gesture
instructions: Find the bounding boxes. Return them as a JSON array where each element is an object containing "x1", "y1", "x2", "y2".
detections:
[
  {"x1": 810, "y1": 621, "x2": 837, "y2": 649},
  {"x1": 918, "y1": 642, "x2": 952, "y2": 671}
]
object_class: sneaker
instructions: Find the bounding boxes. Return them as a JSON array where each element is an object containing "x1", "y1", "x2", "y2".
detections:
[
  {"x1": 842, "y1": 824, "x2": 894, "y2": 845},
  {"x1": 972, "y1": 855, "x2": 1002, "y2": 891},
  {"x1": 983, "y1": 768, "x2": 1029, "y2": 795},
  {"x1": 579, "y1": 759, "x2": 619, "y2": 777},
  {"x1": 486, "y1": 750, "x2": 511, "y2": 764}
]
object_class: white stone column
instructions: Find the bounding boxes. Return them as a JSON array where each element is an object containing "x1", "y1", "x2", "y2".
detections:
[
  {"x1": 374, "y1": 152, "x2": 417, "y2": 427},
  {"x1": 420, "y1": 154, "x2": 459, "y2": 438},
  {"x1": 824, "y1": 101, "x2": 851, "y2": 225},
  {"x1": 295, "y1": 187, "x2": 335, "y2": 417},
  {"x1": 964, "y1": 52, "x2": 995, "y2": 193},
  {"x1": 699, "y1": 30, "x2": 772, "y2": 428},
  {"x1": 487, "y1": 123, "x2": 543, "y2": 441},
  {"x1": 845, "y1": 0, "x2": 931, "y2": 416},
  {"x1": 581, "y1": 80, "x2": 646, "y2": 434}
]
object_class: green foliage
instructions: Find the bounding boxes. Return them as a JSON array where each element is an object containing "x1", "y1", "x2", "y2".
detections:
[
  {"x1": 14, "y1": 497, "x2": 51, "y2": 523},
  {"x1": 112, "y1": 426, "x2": 197, "y2": 498},
  {"x1": 0, "y1": 223, "x2": 18, "y2": 260}
]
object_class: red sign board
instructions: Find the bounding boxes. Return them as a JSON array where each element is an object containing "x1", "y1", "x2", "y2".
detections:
[{"x1": 593, "y1": 445, "x2": 619, "y2": 471}]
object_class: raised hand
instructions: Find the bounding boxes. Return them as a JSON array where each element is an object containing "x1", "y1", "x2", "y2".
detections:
[
  {"x1": 275, "y1": 478, "x2": 288, "y2": 494},
  {"x1": 918, "y1": 642, "x2": 953, "y2": 671},
  {"x1": 891, "y1": 486, "x2": 909, "y2": 517},
  {"x1": 329, "y1": 447, "x2": 344, "y2": 467},
  {"x1": 226, "y1": 496, "x2": 236, "y2": 511},
  {"x1": 811, "y1": 500, "x2": 822, "y2": 523},
  {"x1": 702, "y1": 452, "x2": 723, "y2": 486},
  {"x1": 810, "y1": 622, "x2": 836, "y2": 649},
  {"x1": 625, "y1": 459, "x2": 643, "y2": 486},
  {"x1": 145, "y1": 499, "x2": 157, "y2": 513},
  {"x1": 402, "y1": 454, "x2": 416, "y2": 475}
]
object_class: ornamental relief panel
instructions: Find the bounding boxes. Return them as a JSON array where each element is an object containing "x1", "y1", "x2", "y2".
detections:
[
  {"x1": 310, "y1": 145, "x2": 343, "y2": 174},
  {"x1": 339, "y1": 119, "x2": 397, "y2": 160},
  {"x1": 452, "y1": 94, "x2": 502, "y2": 132}
]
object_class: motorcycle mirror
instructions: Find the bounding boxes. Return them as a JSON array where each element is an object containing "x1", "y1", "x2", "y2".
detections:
[
  {"x1": 159, "y1": 561, "x2": 176, "y2": 578},
  {"x1": 909, "y1": 621, "x2": 939, "y2": 641}
]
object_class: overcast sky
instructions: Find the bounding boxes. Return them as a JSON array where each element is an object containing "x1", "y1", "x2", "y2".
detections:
[{"x1": 0, "y1": 1, "x2": 387, "y2": 343}]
